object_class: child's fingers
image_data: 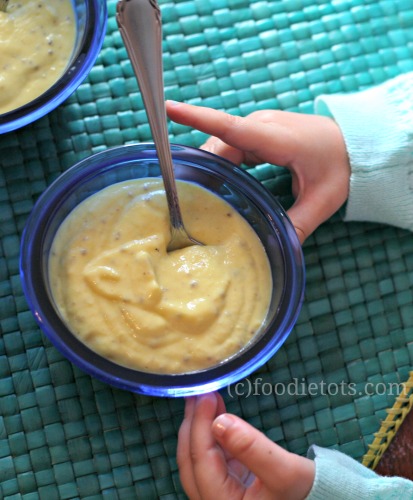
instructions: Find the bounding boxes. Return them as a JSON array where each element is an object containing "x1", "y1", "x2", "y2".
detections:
[
  {"x1": 189, "y1": 393, "x2": 239, "y2": 497},
  {"x1": 177, "y1": 397, "x2": 201, "y2": 500},
  {"x1": 212, "y1": 413, "x2": 315, "y2": 498},
  {"x1": 166, "y1": 101, "x2": 296, "y2": 166}
]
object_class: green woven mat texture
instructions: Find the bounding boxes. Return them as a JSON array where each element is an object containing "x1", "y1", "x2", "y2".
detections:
[{"x1": 1, "y1": 0, "x2": 413, "y2": 497}]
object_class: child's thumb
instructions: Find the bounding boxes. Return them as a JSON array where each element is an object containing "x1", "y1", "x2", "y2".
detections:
[
  {"x1": 212, "y1": 413, "x2": 314, "y2": 498},
  {"x1": 212, "y1": 413, "x2": 289, "y2": 485}
]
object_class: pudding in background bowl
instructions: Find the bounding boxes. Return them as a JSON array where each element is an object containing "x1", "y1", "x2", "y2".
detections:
[
  {"x1": 0, "y1": 0, "x2": 107, "y2": 134},
  {"x1": 20, "y1": 144, "x2": 305, "y2": 397},
  {"x1": 0, "y1": 0, "x2": 76, "y2": 114}
]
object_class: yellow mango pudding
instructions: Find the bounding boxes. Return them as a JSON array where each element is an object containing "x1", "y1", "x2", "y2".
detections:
[
  {"x1": 20, "y1": 145, "x2": 304, "y2": 396},
  {"x1": 0, "y1": 0, "x2": 76, "y2": 114},
  {"x1": 49, "y1": 179, "x2": 272, "y2": 374}
]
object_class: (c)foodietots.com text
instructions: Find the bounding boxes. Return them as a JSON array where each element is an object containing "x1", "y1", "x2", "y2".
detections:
[{"x1": 226, "y1": 376, "x2": 407, "y2": 398}]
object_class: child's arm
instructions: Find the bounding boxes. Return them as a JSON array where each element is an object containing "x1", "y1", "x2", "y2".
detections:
[
  {"x1": 307, "y1": 444, "x2": 413, "y2": 499},
  {"x1": 315, "y1": 71, "x2": 413, "y2": 232},
  {"x1": 177, "y1": 393, "x2": 413, "y2": 500},
  {"x1": 167, "y1": 71, "x2": 413, "y2": 240}
]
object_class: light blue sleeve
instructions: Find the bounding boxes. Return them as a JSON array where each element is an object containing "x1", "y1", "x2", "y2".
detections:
[
  {"x1": 314, "y1": 72, "x2": 413, "y2": 232},
  {"x1": 308, "y1": 76, "x2": 413, "y2": 497},
  {"x1": 305, "y1": 445, "x2": 413, "y2": 499}
]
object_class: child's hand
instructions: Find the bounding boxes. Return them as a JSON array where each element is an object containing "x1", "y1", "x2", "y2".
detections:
[
  {"x1": 166, "y1": 102, "x2": 350, "y2": 244},
  {"x1": 177, "y1": 392, "x2": 315, "y2": 499}
]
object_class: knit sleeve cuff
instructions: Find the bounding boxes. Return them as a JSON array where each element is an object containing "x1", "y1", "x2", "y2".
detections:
[
  {"x1": 314, "y1": 73, "x2": 413, "y2": 232},
  {"x1": 305, "y1": 445, "x2": 413, "y2": 500}
]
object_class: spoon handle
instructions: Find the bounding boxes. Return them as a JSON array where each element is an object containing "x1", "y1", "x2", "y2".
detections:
[{"x1": 116, "y1": 0, "x2": 184, "y2": 232}]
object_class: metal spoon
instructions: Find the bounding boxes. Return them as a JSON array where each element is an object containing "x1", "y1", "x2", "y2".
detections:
[
  {"x1": 0, "y1": 0, "x2": 8, "y2": 13},
  {"x1": 116, "y1": 0, "x2": 203, "y2": 252}
]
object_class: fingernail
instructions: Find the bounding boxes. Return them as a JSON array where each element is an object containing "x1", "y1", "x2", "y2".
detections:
[
  {"x1": 166, "y1": 99, "x2": 181, "y2": 107},
  {"x1": 213, "y1": 413, "x2": 235, "y2": 437},
  {"x1": 195, "y1": 392, "x2": 216, "y2": 408}
]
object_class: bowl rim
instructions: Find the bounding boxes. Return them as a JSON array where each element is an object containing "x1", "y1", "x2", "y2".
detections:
[
  {"x1": 20, "y1": 143, "x2": 305, "y2": 397},
  {"x1": 0, "y1": 0, "x2": 108, "y2": 134}
]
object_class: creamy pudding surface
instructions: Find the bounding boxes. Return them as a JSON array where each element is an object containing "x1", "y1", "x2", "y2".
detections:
[
  {"x1": 0, "y1": 0, "x2": 75, "y2": 114},
  {"x1": 49, "y1": 179, "x2": 272, "y2": 374}
]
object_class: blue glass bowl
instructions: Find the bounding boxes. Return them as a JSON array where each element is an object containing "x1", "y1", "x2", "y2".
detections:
[
  {"x1": 20, "y1": 144, "x2": 305, "y2": 397},
  {"x1": 0, "y1": 0, "x2": 107, "y2": 134}
]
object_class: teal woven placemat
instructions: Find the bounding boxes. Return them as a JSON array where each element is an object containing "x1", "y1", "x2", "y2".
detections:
[{"x1": 1, "y1": 0, "x2": 413, "y2": 497}]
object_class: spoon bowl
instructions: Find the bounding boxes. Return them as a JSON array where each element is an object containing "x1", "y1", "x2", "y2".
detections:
[{"x1": 116, "y1": 0, "x2": 203, "y2": 252}]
